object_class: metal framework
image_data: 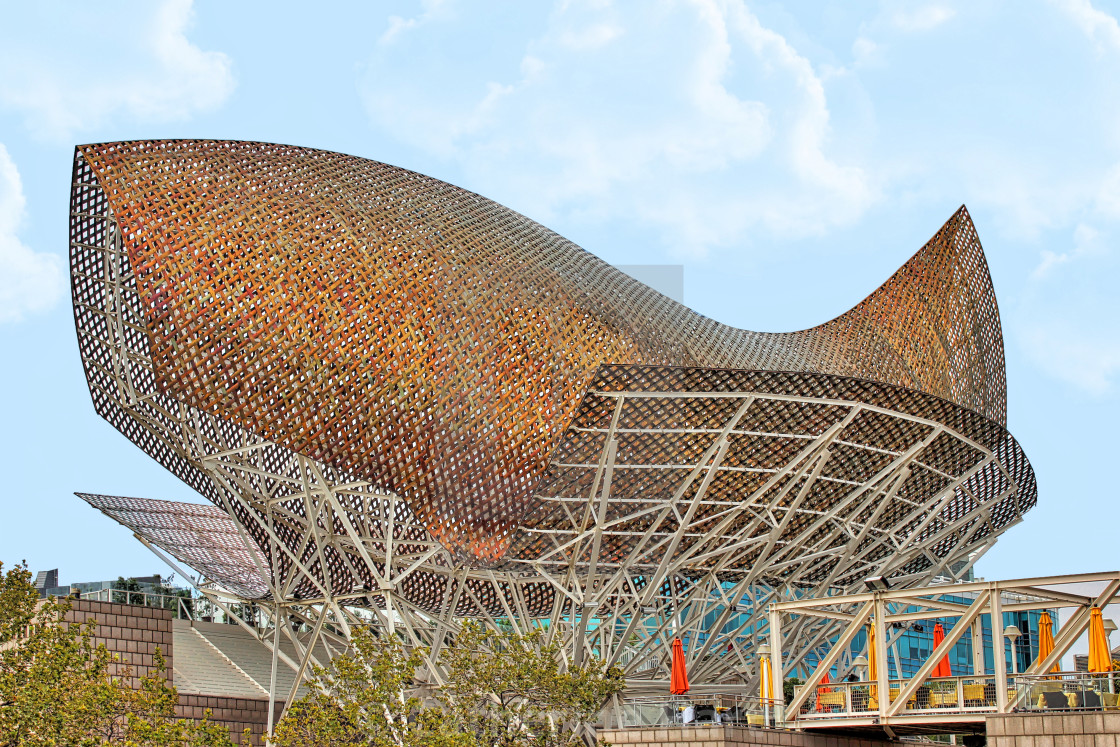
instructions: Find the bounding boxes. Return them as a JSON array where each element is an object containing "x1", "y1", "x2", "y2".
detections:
[
  {"x1": 769, "y1": 571, "x2": 1120, "y2": 736},
  {"x1": 68, "y1": 140, "x2": 1036, "y2": 722}
]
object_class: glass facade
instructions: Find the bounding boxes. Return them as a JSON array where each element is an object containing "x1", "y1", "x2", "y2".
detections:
[
  {"x1": 660, "y1": 585, "x2": 1060, "y2": 680},
  {"x1": 791, "y1": 594, "x2": 1058, "y2": 679}
]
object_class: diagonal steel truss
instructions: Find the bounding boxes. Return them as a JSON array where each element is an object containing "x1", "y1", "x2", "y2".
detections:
[
  {"x1": 71, "y1": 149, "x2": 1035, "y2": 731},
  {"x1": 772, "y1": 571, "x2": 1120, "y2": 732}
]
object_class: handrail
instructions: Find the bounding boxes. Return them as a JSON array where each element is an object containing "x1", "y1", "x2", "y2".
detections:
[
  {"x1": 612, "y1": 692, "x2": 773, "y2": 729},
  {"x1": 71, "y1": 588, "x2": 258, "y2": 624},
  {"x1": 788, "y1": 671, "x2": 1120, "y2": 723}
]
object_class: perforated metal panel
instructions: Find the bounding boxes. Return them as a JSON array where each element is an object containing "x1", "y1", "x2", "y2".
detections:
[
  {"x1": 72, "y1": 140, "x2": 1018, "y2": 567},
  {"x1": 506, "y1": 365, "x2": 1033, "y2": 590},
  {"x1": 76, "y1": 492, "x2": 269, "y2": 599}
]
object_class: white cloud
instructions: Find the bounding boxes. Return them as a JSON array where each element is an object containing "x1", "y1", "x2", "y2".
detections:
[
  {"x1": 360, "y1": 0, "x2": 875, "y2": 254},
  {"x1": 1020, "y1": 323, "x2": 1120, "y2": 395},
  {"x1": 851, "y1": 36, "x2": 882, "y2": 67},
  {"x1": 380, "y1": 0, "x2": 452, "y2": 45},
  {"x1": 0, "y1": 145, "x2": 64, "y2": 324},
  {"x1": 1094, "y1": 162, "x2": 1120, "y2": 217},
  {"x1": 1051, "y1": 0, "x2": 1120, "y2": 53},
  {"x1": 0, "y1": 0, "x2": 234, "y2": 141},
  {"x1": 557, "y1": 22, "x2": 624, "y2": 50},
  {"x1": 1018, "y1": 221, "x2": 1120, "y2": 394},
  {"x1": 1031, "y1": 223, "x2": 1102, "y2": 279},
  {"x1": 889, "y1": 4, "x2": 957, "y2": 32}
]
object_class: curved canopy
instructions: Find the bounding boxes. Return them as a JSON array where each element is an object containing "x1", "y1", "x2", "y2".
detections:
[{"x1": 71, "y1": 140, "x2": 1026, "y2": 568}]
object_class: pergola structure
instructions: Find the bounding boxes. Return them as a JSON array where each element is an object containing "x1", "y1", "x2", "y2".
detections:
[
  {"x1": 771, "y1": 571, "x2": 1120, "y2": 736},
  {"x1": 70, "y1": 140, "x2": 1036, "y2": 725}
]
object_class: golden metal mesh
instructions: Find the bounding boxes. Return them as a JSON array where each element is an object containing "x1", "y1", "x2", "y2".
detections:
[{"x1": 72, "y1": 139, "x2": 1019, "y2": 566}]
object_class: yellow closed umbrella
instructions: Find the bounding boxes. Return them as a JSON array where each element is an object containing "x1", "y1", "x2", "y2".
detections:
[
  {"x1": 868, "y1": 622, "x2": 878, "y2": 681},
  {"x1": 867, "y1": 621, "x2": 880, "y2": 707},
  {"x1": 761, "y1": 652, "x2": 773, "y2": 703},
  {"x1": 1089, "y1": 607, "x2": 1112, "y2": 673},
  {"x1": 759, "y1": 650, "x2": 775, "y2": 726},
  {"x1": 1035, "y1": 612, "x2": 1059, "y2": 675}
]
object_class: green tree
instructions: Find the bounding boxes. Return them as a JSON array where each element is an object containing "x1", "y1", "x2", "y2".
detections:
[
  {"x1": 437, "y1": 621, "x2": 625, "y2": 747},
  {"x1": 272, "y1": 627, "x2": 469, "y2": 747},
  {"x1": 0, "y1": 561, "x2": 233, "y2": 746},
  {"x1": 150, "y1": 575, "x2": 195, "y2": 619},
  {"x1": 782, "y1": 676, "x2": 803, "y2": 703}
]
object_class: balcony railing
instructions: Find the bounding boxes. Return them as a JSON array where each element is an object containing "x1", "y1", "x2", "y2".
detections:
[
  {"x1": 795, "y1": 675, "x2": 1004, "y2": 718},
  {"x1": 1013, "y1": 672, "x2": 1120, "y2": 712},
  {"x1": 612, "y1": 692, "x2": 772, "y2": 728},
  {"x1": 792, "y1": 671, "x2": 1120, "y2": 722},
  {"x1": 75, "y1": 588, "x2": 265, "y2": 626}
]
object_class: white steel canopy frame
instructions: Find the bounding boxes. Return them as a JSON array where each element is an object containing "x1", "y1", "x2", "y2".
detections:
[
  {"x1": 769, "y1": 572, "x2": 1120, "y2": 735},
  {"x1": 69, "y1": 143, "x2": 1036, "y2": 728}
]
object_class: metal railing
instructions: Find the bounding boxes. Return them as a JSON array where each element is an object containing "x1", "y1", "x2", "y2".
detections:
[
  {"x1": 793, "y1": 671, "x2": 1120, "y2": 721},
  {"x1": 75, "y1": 588, "x2": 265, "y2": 626},
  {"x1": 795, "y1": 675, "x2": 1005, "y2": 718},
  {"x1": 77, "y1": 588, "x2": 198, "y2": 618},
  {"x1": 1012, "y1": 672, "x2": 1120, "y2": 712},
  {"x1": 613, "y1": 692, "x2": 772, "y2": 728}
]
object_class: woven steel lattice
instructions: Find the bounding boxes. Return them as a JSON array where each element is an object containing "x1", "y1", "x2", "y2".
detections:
[
  {"x1": 75, "y1": 493, "x2": 269, "y2": 599},
  {"x1": 71, "y1": 139, "x2": 1039, "y2": 695},
  {"x1": 72, "y1": 140, "x2": 1018, "y2": 566},
  {"x1": 506, "y1": 365, "x2": 1032, "y2": 589}
]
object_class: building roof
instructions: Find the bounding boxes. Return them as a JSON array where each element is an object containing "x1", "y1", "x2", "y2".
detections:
[{"x1": 172, "y1": 619, "x2": 327, "y2": 701}]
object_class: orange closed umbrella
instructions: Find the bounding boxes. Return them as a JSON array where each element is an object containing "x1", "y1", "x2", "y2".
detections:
[
  {"x1": 1035, "y1": 612, "x2": 1059, "y2": 674},
  {"x1": 670, "y1": 637, "x2": 690, "y2": 695},
  {"x1": 1089, "y1": 607, "x2": 1112, "y2": 673},
  {"x1": 816, "y1": 671, "x2": 832, "y2": 712},
  {"x1": 932, "y1": 622, "x2": 952, "y2": 677}
]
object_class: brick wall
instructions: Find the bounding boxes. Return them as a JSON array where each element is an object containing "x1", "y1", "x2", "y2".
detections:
[
  {"x1": 66, "y1": 599, "x2": 173, "y2": 684},
  {"x1": 987, "y1": 712, "x2": 1120, "y2": 747},
  {"x1": 178, "y1": 693, "x2": 280, "y2": 746},
  {"x1": 598, "y1": 725, "x2": 897, "y2": 747},
  {"x1": 64, "y1": 599, "x2": 276, "y2": 745}
]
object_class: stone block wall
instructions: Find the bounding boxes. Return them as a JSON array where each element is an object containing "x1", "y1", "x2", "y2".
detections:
[
  {"x1": 64, "y1": 599, "x2": 275, "y2": 745},
  {"x1": 66, "y1": 599, "x2": 173, "y2": 684},
  {"x1": 179, "y1": 693, "x2": 279, "y2": 746},
  {"x1": 987, "y1": 712, "x2": 1120, "y2": 747},
  {"x1": 599, "y1": 724, "x2": 897, "y2": 747}
]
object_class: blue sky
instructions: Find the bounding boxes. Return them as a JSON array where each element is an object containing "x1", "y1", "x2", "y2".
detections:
[{"x1": 0, "y1": 0, "x2": 1118, "y2": 587}]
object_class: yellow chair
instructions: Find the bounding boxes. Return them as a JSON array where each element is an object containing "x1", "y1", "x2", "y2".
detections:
[
  {"x1": 868, "y1": 689, "x2": 916, "y2": 711},
  {"x1": 930, "y1": 691, "x2": 958, "y2": 708},
  {"x1": 962, "y1": 683, "x2": 987, "y2": 705}
]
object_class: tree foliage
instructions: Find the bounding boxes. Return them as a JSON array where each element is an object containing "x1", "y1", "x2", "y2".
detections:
[
  {"x1": 438, "y1": 621, "x2": 625, "y2": 747},
  {"x1": 782, "y1": 677, "x2": 803, "y2": 703},
  {"x1": 274, "y1": 621, "x2": 625, "y2": 747},
  {"x1": 271, "y1": 627, "x2": 469, "y2": 747},
  {"x1": 0, "y1": 560, "x2": 233, "y2": 746}
]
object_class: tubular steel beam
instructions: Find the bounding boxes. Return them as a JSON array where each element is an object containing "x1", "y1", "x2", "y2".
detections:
[{"x1": 69, "y1": 141, "x2": 1040, "y2": 711}]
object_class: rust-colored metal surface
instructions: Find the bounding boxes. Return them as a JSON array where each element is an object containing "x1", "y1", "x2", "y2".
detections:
[
  {"x1": 71, "y1": 139, "x2": 1018, "y2": 566},
  {"x1": 504, "y1": 365, "x2": 1033, "y2": 588}
]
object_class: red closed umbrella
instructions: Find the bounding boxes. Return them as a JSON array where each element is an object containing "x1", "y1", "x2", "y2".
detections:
[
  {"x1": 816, "y1": 671, "x2": 832, "y2": 712},
  {"x1": 670, "y1": 637, "x2": 690, "y2": 695},
  {"x1": 932, "y1": 622, "x2": 952, "y2": 677}
]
